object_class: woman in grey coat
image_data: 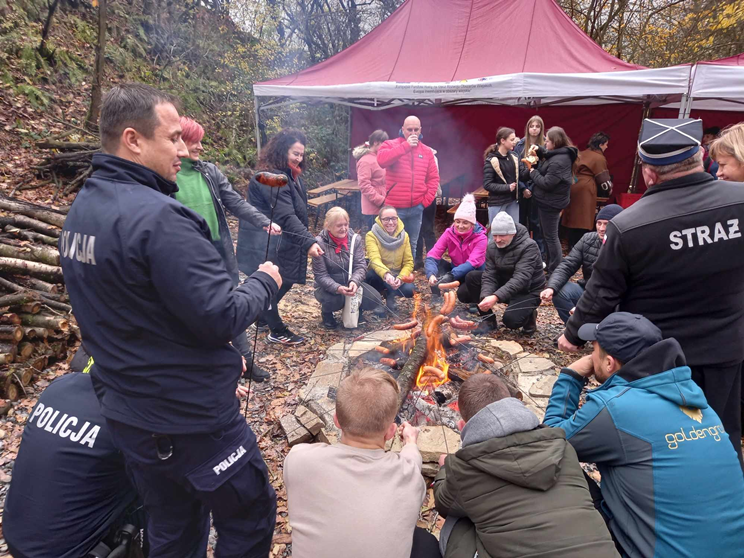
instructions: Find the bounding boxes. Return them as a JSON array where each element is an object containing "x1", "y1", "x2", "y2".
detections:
[{"x1": 312, "y1": 207, "x2": 382, "y2": 329}]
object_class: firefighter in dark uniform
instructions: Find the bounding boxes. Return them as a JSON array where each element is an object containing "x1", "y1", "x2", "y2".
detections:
[
  {"x1": 559, "y1": 118, "x2": 744, "y2": 466},
  {"x1": 59, "y1": 83, "x2": 282, "y2": 557},
  {"x1": 3, "y1": 346, "x2": 146, "y2": 558}
]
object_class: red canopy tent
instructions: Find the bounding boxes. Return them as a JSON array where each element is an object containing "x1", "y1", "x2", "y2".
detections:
[{"x1": 254, "y1": 0, "x2": 690, "y2": 194}]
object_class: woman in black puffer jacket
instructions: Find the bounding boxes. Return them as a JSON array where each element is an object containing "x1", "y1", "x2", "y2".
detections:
[{"x1": 521, "y1": 126, "x2": 579, "y2": 275}]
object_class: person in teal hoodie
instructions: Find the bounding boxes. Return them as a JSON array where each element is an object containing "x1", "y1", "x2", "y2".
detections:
[{"x1": 544, "y1": 312, "x2": 744, "y2": 558}]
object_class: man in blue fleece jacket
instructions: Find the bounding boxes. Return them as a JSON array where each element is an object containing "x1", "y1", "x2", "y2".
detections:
[{"x1": 545, "y1": 312, "x2": 744, "y2": 557}]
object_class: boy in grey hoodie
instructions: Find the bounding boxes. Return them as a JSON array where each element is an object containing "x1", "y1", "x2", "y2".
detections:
[{"x1": 433, "y1": 374, "x2": 619, "y2": 558}]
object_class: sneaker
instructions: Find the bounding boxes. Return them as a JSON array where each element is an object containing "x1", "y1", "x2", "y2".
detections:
[
  {"x1": 267, "y1": 328, "x2": 305, "y2": 345},
  {"x1": 472, "y1": 314, "x2": 498, "y2": 336},
  {"x1": 522, "y1": 309, "x2": 538, "y2": 337},
  {"x1": 321, "y1": 312, "x2": 338, "y2": 329},
  {"x1": 243, "y1": 361, "x2": 270, "y2": 382},
  {"x1": 251, "y1": 320, "x2": 269, "y2": 332}
]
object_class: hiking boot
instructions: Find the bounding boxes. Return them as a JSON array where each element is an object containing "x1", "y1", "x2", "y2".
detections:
[
  {"x1": 373, "y1": 304, "x2": 388, "y2": 318},
  {"x1": 321, "y1": 312, "x2": 338, "y2": 330},
  {"x1": 267, "y1": 327, "x2": 305, "y2": 345},
  {"x1": 385, "y1": 293, "x2": 399, "y2": 313},
  {"x1": 522, "y1": 309, "x2": 538, "y2": 337},
  {"x1": 468, "y1": 303, "x2": 479, "y2": 314},
  {"x1": 472, "y1": 313, "x2": 498, "y2": 336},
  {"x1": 243, "y1": 361, "x2": 270, "y2": 382}
]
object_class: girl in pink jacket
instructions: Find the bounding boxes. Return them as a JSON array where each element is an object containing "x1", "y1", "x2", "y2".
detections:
[
  {"x1": 354, "y1": 130, "x2": 389, "y2": 229},
  {"x1": 424, "y1": 194, "x2": 487, "y2": 301}
]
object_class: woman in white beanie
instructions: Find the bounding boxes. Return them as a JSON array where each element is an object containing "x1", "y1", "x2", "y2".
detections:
[{"x1": 423, "y1": 194, "x2": 488, "y2": 301}]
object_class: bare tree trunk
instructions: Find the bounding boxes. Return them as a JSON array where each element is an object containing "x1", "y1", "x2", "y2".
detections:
[
  {"x1": 39, "y1": 0, "x2": 62, "y2": 57},
  {"x1": 86, "y1": 0, "x2": 108, "y2": 131}
]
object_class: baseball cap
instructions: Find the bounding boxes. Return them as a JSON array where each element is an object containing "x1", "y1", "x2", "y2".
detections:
[{"x1": 578, "y1": 312, "x2": 662, "y2": 364}]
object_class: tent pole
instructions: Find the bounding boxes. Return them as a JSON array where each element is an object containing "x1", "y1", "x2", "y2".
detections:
[
  {"x1": 629, "y1": 101, "x2": 651, "y2": 194},
  {"x1": 677, "y1": 94, "x2": 688, "y2": 119},
  {"x1": 254, "y1": 96, "x2": 262, "y2": 155}
]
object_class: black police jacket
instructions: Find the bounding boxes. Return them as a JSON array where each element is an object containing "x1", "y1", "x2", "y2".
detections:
[
  {"x1": 3, "y1": 373, "x2": 138, "y2": 558},
  {"x1": 565, "y1": 172, "x2": 744, "y2": 366},
  {"x1": 60, "y1": 154, "x2": 278, "y2": 433}
]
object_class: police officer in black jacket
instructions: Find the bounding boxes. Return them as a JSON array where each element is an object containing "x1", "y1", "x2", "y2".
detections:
[
  {"x1": 4, "y1": 346, "x2": 145, "y2": 558},
  {"x1": 60, "y1": 83, "x2": 282, "y2": 557},
  {"x1": 559, "y1": 118, "x2": 744, "y2": 465}
]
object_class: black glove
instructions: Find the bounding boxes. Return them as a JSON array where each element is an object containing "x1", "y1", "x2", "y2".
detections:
[{"x1": 438, "y1": 273, "x2": 455, "y2": 285}]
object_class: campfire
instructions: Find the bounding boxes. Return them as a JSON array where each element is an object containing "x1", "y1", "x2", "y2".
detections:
[{"x1": 351, "y1": 291, "x2": 515, "y2": 431}]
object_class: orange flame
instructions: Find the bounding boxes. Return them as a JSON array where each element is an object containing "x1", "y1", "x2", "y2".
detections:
[
  {"x1": 415, "y1": 318, "x2": 450, "y2": 391},
  {"x1": 412, "y1": 293, "x2": 421, "y2": 321}
]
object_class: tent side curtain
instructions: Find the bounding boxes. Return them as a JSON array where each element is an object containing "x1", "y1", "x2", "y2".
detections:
[{"x1": 254, "y1": 67, "x2": 690, "y2": 106}]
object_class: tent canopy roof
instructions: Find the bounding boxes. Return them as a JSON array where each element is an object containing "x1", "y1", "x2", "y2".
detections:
[{"x1": 258, "y1": 0, "x2": 639, "y2": 88}]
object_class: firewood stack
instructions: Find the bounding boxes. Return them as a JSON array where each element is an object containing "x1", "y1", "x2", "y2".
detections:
[{"x1": 0, "y1": 195, "x2": 76, "y2": 401}]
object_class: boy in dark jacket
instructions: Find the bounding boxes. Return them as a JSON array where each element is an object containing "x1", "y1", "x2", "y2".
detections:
[
  {"x1": 541, "y1": 204, "x2": 623, "y2": 323},
  {"x1": 545, "y1": 313, "x2": 744, "y2": 557},
  {"x1": 458, "y1": 212, "x2": 545, "y2": 335},
  {"x1": 433, "y1": 374, "x2": 618, "y2": 558}
]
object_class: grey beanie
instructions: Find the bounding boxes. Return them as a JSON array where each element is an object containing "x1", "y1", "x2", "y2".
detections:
[{"x1": 491, "y1": 212, "x2": 516, "y2": 235}]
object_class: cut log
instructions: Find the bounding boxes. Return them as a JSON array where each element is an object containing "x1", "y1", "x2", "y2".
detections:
[
  {"x1": 9, "y1": 302, "x2": 42, "y2": 315},
  {"x1": 0, "y1": 325, "x2": 23, "y2": 342},
  {"x1": 0, "y1": 242, "x2": 60, "y2": 266},
  {"x1": 13, "y1": 276, "x2": 58, "y2": 294},
  {"x1": 0, "y1": 342, "x2": 17, "y2": 359},
  {"x1": 4, "y1": 225, "x2": 59, "y2": 246},
  {"x1": 0, "y1": 214, "x2": 60, "y2": 237},
  {"x1": 23, "y1": 327, "x2": 48, "y2": 339},
  {"x1": 0, "y1": 313, "x2": 21, "y2": 325},
  {"x1": 0, "y1": 197, "x2": 67, "y2": 227},
  {"x1": 0, "y1": 257, "x2": 63, "y2": 281},
  {"x1": 35, "y1": 141, "x2": 99, "y2": 153},
  {"x1": 28, "y1": 355, "x2": 48, "y2": 371},
  {"x1": 0, "y1": 353, "x2": 14, "y2": 365},
  {"x1": 0, "y1": 291, "x2": 41, "y2": 308},
  {"x1": 18, "y1": 314, "x2": 69, "y2": 331},
  {"x1": 9, "y1": 364, "x2": 34, "y2": 386},
  {"x1": 16, "y1": 342, "x2": 34, "y2": 361},
  {"x1": 396, "y1": 336, "x2": 428, "y2": 411},
  {"x1": 39, "y1": 298, "x2": 72, "y2": 313},
  {"x1": 1, "y1": 382, "x2": 19, "y2": 401}
]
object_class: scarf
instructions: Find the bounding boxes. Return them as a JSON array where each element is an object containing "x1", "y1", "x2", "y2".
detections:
[
  {"x1": 289, "y1": 164, "x2": 302, "y2": 180},
  {"x1": 372, "y1": 223, "x2": 406, "y2": 252},
  {"x1": 329, "y1": 232, "x2": 348, "y2": 254}
]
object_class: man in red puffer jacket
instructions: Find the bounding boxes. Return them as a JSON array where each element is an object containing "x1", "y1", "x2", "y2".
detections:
[{"x1": 377, "y1": 115, "x2": 440, "y2": 255}]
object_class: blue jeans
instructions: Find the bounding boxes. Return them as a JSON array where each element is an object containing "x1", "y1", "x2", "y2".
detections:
[
  {"x1": 396, "y1": 204, "x2": 424, "y2": 256},
  {"x1": 365, "y1": 269, "x2": 415, "y2": 299},
  {"x1": 554, "y1": 281, "x2": 584, "y2": 323},
  {"x1": 488, "y1": 202, "x2": 520, "y2": 240}
]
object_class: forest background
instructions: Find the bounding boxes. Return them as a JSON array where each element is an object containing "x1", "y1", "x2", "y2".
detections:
[{"x1": 0, "y1": 0, "x2": 743, "y2": 195}]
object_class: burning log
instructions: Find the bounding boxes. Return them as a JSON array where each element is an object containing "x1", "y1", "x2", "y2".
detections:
[{"x1": 395, "y1": 336, "x2": 428, "y2": 411}]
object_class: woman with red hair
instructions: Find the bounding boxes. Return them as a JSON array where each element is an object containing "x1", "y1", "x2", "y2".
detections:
[{"x1": 176, "y1": 116, "x2": 281, "y2": 382}]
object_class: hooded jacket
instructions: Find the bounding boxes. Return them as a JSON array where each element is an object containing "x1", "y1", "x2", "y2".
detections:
[
  {"x1": 354, "y1": 146, "x2": 387, "y2": 215},
  {"x1": 424, "y1": 223, "x2": 487, "y2": 280},
  {"x1": 190, "y1": 160, "x2": 270, "y2": 285},
  {"x1": 547, "y1": 231, "x2": 602, "y2": 291},
  {"x1": 480, "y1": 223, "x2": 545, "y2": 302},
  {"x1": 60, "y1": 154, "x2": 278, "y2": 433},
  {"x1": 483, "y1": 150, "x2": 521, "y2": 207},
  {"x1": 544, "y1": 338, "x2": 744, "y2": 558},
  {"x1": 527, "y1": 146, "x2": 579, "y2": 210},
  {"x1": 376, "y1": 137, "x2": 440, "y2": 209},
  {"x1": 434, "y1": 398, "x2": 618, "y2": 558},
  {"x1": 365, "y1": 217, "x2": 414, "y2": 279},
  {"x1": 237, "y1": 167, "x2": 317, "y2": 285}
]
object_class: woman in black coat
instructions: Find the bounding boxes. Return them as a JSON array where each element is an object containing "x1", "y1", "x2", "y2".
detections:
[
  {"x1": 237, "y1": 129, "x2": 324, "y2": 345},
  {"x1": 521, "y1": 126, "x2": 579, "y2": 275}
]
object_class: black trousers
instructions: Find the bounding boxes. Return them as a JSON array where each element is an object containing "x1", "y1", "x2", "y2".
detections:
[
  {"x1": 567, "y1": 227, "x2": 591, "y2": 250},
  {"x1": 690, "y1": 362, "x2": 743, "y2": 468},
  {"x1": 538, "y1": 206, "x2": 563, "y2": 275},
  {"x1": 314, "y1": 282, "x2": 383, "y2": 313},
  {"x1": 410, "y1": 526, "x2": 441, "y2": 558},
  {"x1": 264, "y1": 282, "x2": 294, "y2": 333},
  {"x1": 460, "y1": 270, "x2": 540, "y2": 329},
  {"x1": 415, "y1": 200, "x2": 437, "y2": 263},
  {"x1": 107, "y1": 412, "x2": 276, "y2": 558}
]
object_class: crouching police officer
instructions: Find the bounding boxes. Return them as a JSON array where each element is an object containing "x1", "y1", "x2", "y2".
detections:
[
  {"x1": 4, "y1": 346, "x2": 147, "y2": 558},
  {"x1": 60, "y1": 83, "x2": 282, "y2": 557},
  {"x1": 559, "y1": 118, "x2": 744, "y2": 466}
]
